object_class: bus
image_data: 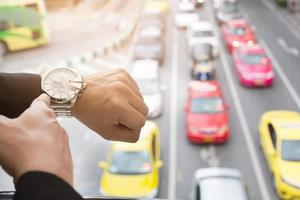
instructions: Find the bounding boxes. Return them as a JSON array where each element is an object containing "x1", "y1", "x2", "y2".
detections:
[{"x1": 0, "y1": 0, "x2": 49, "y2": 54}]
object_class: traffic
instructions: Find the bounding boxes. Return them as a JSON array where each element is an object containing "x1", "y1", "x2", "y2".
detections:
[{"x1": 0, "y1": 0, "x2": 300, "y2": 199}]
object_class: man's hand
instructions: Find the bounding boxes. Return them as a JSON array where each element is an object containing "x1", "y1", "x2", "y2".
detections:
[
  {"x1": 0, "y1": 94, "x2": 73, "y2": 185},
  {"x1": 73, "y1": 69, "x2": 148, "y2": 143}
]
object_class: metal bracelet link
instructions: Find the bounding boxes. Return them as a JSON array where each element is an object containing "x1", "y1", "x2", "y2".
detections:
[{"x1": 51, "y1": 104, "x2": 73, "y2": 118}]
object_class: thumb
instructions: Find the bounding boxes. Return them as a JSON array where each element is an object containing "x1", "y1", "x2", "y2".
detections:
[
  {"x1": 0, "y1": 114, "x2": 10, "y2": 127},
  {"x1": 30, "y1": 93, "x2": 51, "y2": 109}
]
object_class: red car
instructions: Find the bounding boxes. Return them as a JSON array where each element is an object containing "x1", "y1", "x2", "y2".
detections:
[
  {"x1": 184, "y1": 81, "x2": 230, "y2": 143},
  {"x1": 222, "y1": 19, "x2": 256, "y2": 53},
  {"x1": 233, "y1": 44, "x2": 274, "y2": 87}
]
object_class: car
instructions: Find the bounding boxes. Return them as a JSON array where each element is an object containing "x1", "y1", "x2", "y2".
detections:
[
  {"x1": 133, "y1": 33, "x2": 164, "y2": 64},
  {"x1": 232, "y1": 44, "x2": 274, "y2": 87},
  {"x1": 184, "y1": 81, "x2": 229, "y2": 143},
  {"x1": 175, "y1": 2, "x2": 199, "y2": 28},
  {"x1": 259, "y1": 111, "x2": 300, "y2": 199},
  {"x1": 131, "y1": 60, "x2": 163, "y2": 118},
  {"x1": 213, "y1": 0, "x2": 238, "y2": 10},
  {"x1": 216, "y1": 0, "x2": 242, "y2": 24},
  {"x1": 139, "y1": 17, "x2": 164, "y2": 32},
  {"x1": 191, "y1": 43, "x2": 216, "y2": 80},
  {"x1": 138, "y1": 26, "x2": 162, "y2": 41},
  {"x1": 99, "y1": 121, "x2": 163, "y2": 199},
  {"x1": 222, "y1": 19, "x2": 256, "y2": 53},
  {"x1": 145, "y1": 0, "x2": 170, "y2": 13},
  {"x1": 192, "y1": 168, "x2": 250, "y2": 200},
  {"x1": 187, "y1": 21, "x2": 220, "y2": 57}
]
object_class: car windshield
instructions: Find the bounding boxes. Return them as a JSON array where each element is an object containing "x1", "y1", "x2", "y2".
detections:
[
  {"x1": 137, "y1": 79, "x2": 160, "y2": 95},
  {"x1": 193, "y1": 30, "x2": 214, "y2": 37},
  {"x1": 192, "y1": 44, "x2": 213, "y2": 62},
  {"x1": 229, "y1": 27, "x2": 247, "y2": 35},
  {"x1": 240, "y1": 53, "x2": 267, "y2": 65},
  {"x1": 281, "y1": 140, "x2": 300, "y2": 161},
  {"x1": 191, "y1": 97, "x2": 224, "y2": 114},
  {"x1": 109, "y1": 151, "x2": 152, "y2": 175},
  {"x1": 220, "y1": 2, "x2": 238, "y2": 13}
]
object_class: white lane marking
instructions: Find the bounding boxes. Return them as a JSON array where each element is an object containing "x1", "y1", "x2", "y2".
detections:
[
  {"x1": 199, "y1": 145, "x2": 220, "y2": 167},
  {"x1": 277, "y1": 37, "x2": 299, "y2": 57},
  {"x1": 168, "y1": 8, "x2": 179, "y2": 200},
  {"x1": 206, "y1": 1, "x2": 272, "y2": 200},
  {"x1": 260, "y1": 39, "x2": 300, "y2": 110},
  {"x1": 219, "y1": 42, "x2": 272, "y2": 200},
  {"x1": 260, "y1": 0, "x2": 300, "y2": 41}
]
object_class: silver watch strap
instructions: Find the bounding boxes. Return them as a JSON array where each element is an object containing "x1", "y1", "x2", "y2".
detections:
[{"x1": 51, "y1": 102, "x2": 73, "y2": 117}]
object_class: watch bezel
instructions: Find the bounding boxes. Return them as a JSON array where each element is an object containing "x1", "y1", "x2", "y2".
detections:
[{"x1": 41, "y1": 67, "x2": 83, "y2": 104}]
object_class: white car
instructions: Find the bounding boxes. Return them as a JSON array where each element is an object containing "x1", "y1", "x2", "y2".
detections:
[
  {"x1": 192, "y1": 168, "x2": 250, "y2": 200},
  {"x1": 131, "y1": 60, "x2": 163, "y2": 118},
  {"x1": 187, "y1": 21, "x2": 220, "y2": 57},
  {"x1": 175, "y1": 2, "x2": 199, "y2": 28}
]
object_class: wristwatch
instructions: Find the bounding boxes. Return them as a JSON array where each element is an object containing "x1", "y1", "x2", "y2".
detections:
[{"x1": 41, "y1": 67, "x2": 87, "y2": 117}]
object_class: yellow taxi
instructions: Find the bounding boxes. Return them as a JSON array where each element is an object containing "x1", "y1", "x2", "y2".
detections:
[
  {"x1": 259, "y1": 111, "x2": 300, "y2": 199},
  {"x1": 99, "y1": 121, "x2": 163, "y2": 198},
  {"x1": 145, "y1": 0, "x2": 169, "y2": 13}
]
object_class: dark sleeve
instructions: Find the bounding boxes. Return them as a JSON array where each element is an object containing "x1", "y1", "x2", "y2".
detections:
[
  {"x1": 0, "y1": 73, "x2": 43, "y2": 118},
  {"x1": 14, "y1": 171, "x2": 83, "y2": 200}
]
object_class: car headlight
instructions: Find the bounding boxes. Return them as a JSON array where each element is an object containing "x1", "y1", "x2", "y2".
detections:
[
  {"x1": 265, "y1": 71, "x2": 274, "y2": 79},
  {"x1": 282, "y1": 176, "x2": 300, "y2": 189},
  {"x1": 247, "y1": 40, "x2": 254, "y2": 46},
  {"x1": 219, "y1": 125, "x2": 228, "y2": 134},
  {"x1": 232, "y1": 41, "x2": 240, "y2": 47},
  {"x1": 144, "y1": 189, "x2": 158, "y2": 198}
]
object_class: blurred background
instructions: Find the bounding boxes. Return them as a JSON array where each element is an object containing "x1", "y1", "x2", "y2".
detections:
[{"x1": 1, "y1": 0, "x2": 300, "y2": 200}]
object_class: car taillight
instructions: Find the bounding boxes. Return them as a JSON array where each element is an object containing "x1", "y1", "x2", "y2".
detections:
[{"x1": 32, "y1": 31, "x2": 41, "y2": 40}]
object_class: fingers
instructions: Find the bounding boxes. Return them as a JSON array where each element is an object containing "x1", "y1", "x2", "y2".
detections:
[
  {"x1": 129, "y1": 92, "x2": 149, "y2": 117},
  {"x1": 31, "y1": 93, "x2": 51, "y2": 108},
  {"x1": 118, "y1": 103, "x2": 146, "y2": 131},
  {"x1": 111, "y1": 125, "x2": 141, "y2": 143}
]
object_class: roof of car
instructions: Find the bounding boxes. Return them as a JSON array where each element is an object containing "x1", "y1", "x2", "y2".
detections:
[
  {"x1": 226, "y1": 19, "x2": 249, "y2": 27},
  {"x1": 188, "y1": 81, "x2": 221, "y2": 97},
  {"x1": 265, "y1": 111, "x2": 300, "y2": 140},
  {"x1": 112, "y1": 121, "x2": 158, "y2": 151},
  {"x1": 131, "y1": 60, "x2": 159, "y2": 80},
  {"x1": 238, "y1": 44, "x2": 265, "y2": 55},
  {"x1": 191, "y1": 21, "x2": 214, "y2": 31},
  {"x1": 194, "y1": 168, "x2": 248, "y2": 200}
]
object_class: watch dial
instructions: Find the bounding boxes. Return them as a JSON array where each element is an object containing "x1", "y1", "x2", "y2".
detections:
[{"x1": 43, "y1": 68, "x2": 82, "y2": 102}]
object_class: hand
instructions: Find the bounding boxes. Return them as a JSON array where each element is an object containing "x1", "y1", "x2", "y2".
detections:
[
  {"x1": 73, "y1": 69, "x2": 148, "y2": 143},
  {"x1": 0, "y1": 94, "x2": 73, "y2": 185}
]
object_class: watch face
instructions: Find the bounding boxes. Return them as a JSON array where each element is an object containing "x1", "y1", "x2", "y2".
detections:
[{"x1": 42, "y1": 68, "x2": 82, "y2": 103}]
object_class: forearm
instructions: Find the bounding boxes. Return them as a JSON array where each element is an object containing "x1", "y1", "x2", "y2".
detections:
[{"x1": 0, "y1": 73, "x2": 43, "y2": 118}]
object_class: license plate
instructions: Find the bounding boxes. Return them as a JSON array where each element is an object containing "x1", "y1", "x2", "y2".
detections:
[
  {"x1": 255, "y1": 80, "x2": 264, "y2": 85},
  {"x1": 203, "y1": 137, "x2": 214, "y2": 143}
]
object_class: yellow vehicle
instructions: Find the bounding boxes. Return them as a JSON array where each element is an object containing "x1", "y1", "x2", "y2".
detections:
[
  {"x1": 99, "y1": 121, "x2": 163, "y2": 198},
  {"x1": 145, "y1": 0, "x2": 170, "y2": 13},
  {"x1": 259, "y1": 111, "x2": 300, "y2": 199},
  {"x1": 0, "y1": 0, "x2": 49, "y2": 53}
]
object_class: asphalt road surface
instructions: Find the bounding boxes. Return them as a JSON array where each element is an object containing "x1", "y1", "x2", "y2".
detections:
[{"x1": 1, "y1": 0, "x2": 300, "y2": 199}]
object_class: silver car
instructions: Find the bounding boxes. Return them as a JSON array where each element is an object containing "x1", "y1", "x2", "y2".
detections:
[
  {"x1": 192, "y1": 168, "x2": 249, "y2": 200},
  {"x1": 131, "y1": 60, "x2": 163, "y2": 118}
]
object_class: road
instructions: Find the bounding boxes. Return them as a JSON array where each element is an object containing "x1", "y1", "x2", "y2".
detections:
[{"x1": 1, "y1": 0, "x2": 300, "y2": 199}]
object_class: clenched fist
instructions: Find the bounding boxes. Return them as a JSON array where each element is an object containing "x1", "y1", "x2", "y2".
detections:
[
  {"x1": 0, "y1": 94, "x2": 73, "y2": 185},
  {"x1": 73, "y1": 69, "x2": 148, "y2": 143}
]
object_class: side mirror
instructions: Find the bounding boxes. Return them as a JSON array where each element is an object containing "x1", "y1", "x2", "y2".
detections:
[
  {"x1": 156, "y1": 160, "x2": 163, "y2": 168},
  {"x1": 98, "y1": 161, "x2": 108, "y2": 169}
]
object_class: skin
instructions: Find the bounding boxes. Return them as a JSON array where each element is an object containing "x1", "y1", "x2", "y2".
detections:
[
  {"x1": 0, "y1": 94, "x2": 73, "y2": 185},
  {"x1": 73, "y1": 69, "x2": 149, "y2": 143}
]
